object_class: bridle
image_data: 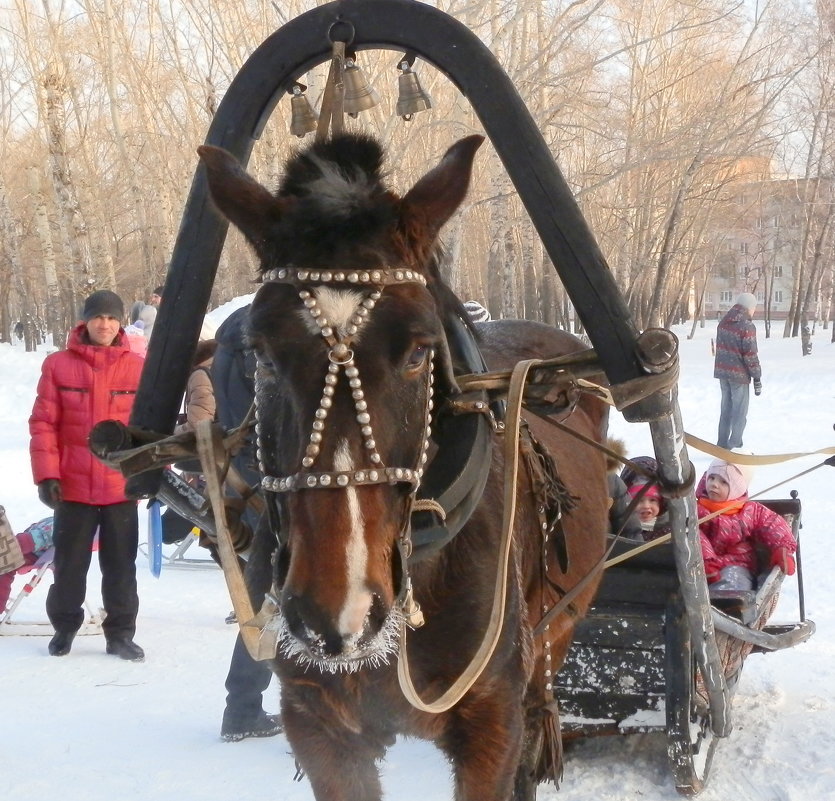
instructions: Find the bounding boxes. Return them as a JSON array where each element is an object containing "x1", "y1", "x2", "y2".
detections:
[
  {"x1": 254, "y1": 265, "x2": 438, "y2": 625},
  {"x1": 255, "y1": 265, "x2": 434, "y2": 493}
]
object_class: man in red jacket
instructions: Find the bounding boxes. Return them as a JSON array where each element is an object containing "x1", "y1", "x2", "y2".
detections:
[{"x1": 29, "y1": 290, "x2": 146, "y2": 660}]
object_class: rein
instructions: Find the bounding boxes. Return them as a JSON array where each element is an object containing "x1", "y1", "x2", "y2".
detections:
[
  {"x1": 397, "y1": 357, "x2": 538, "y2": 712},
  {"x1": 194, "y1": 419, "x2": 278, "y2": 661}
]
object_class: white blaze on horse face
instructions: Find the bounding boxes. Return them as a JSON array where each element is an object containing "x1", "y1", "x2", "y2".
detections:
[
  {"x1": 297, "y1": 287, "x2": 366, "y2": 341},
  {"x1": 334, "y1": 439, "x2": 373, "y2": 640}
]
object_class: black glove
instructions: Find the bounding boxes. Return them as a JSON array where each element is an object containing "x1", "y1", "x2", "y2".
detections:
[
  {"x1": 753, "y1": 379, "x2": 762, "y2": 396},
  {"x1": 37, "y1": 479, "x2": 63, "y2": 509}
]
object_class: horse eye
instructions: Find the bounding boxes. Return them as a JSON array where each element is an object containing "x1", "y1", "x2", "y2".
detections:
[{"x1": 405, "y1": 344, "x2": 429, "y2": 371}]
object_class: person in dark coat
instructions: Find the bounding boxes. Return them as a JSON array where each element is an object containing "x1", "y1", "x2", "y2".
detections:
[
  {"x1": 714, "y1": 293, "x2": 762, "y2": 450},
  {"x1": 29, "y1": 290, "x2": 145, "y2": 661},
  {"x1": 212, "y1": 305, "x2": 282, "y2": 742}
]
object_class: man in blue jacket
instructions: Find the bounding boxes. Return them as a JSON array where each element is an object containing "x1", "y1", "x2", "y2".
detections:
[{"x1": 714, "y1": 292, "x2": 762, "y2": 450}]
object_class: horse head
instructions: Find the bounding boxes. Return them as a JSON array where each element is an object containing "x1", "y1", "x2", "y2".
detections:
[{"x1": 199, "y1": 133, "x2": 483, "y2": 671}]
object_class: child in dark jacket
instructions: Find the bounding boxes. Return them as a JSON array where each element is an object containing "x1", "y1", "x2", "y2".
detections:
[
  {"x1": 697, "y1": 457, "x2": 796, "y2": 591},
  {"x1": 620, "y1": 456, "x2": 672, "y2": 542}
]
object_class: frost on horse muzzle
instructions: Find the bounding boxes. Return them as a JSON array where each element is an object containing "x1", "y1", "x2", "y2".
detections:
[{"x1": 256, "y1": 267, "x2": 434, "y2": 671}]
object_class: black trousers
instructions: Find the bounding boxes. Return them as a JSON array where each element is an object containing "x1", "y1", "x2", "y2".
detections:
[{"x1": 46, "y1": 501, "x2": 139, "y2": 640}]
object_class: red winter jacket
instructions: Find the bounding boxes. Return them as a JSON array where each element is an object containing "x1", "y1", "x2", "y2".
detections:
[
  {"x1": 697, "y1": 492, "x2": 796, "y2": 574},
  {"x1": 29, "y1": 324, "x2": 144, "y2": 505}
]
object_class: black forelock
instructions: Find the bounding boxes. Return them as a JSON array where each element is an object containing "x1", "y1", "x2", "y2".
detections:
[
  {"x1": 262, "y1": 133, "x2": 396, "y2": 270},
  {"x1": 278, "y1": 133, "x2": 386, "y2": 198}
]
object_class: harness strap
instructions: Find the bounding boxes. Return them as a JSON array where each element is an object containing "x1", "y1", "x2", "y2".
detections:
[
  {"x1": 685, "y1": 432, "x2": 835, "y2": 464},
  {"x1": 397, "y1": 358, "x2": 537, "y2": 713},
  {"x1": 195, "y1": 419, "x2": 277, "y2": 662},
  {"x1": 316, "y1": 40, "x2": 345, "y2": 141}
]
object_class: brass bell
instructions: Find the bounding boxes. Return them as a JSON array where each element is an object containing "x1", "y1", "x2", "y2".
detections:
[
  {"x1": 396, "y1": 62, "x2": 431, "y2": 121},
  {"x1": 289, "y1": 85, "x2": 318, "y2": 137},
  {"x1": 343, "y1": 59, "x2": 380, "y2": 117}
]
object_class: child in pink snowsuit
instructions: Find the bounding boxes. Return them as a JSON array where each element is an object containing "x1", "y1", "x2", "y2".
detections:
[{"x1": 697, "y1": 458, "x2": 796, "y2": 591}]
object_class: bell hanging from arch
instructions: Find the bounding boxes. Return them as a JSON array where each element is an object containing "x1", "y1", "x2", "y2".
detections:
[
  {"x1": 343, "y1": 59, "x2": 380, "y2": 117},
  {"x1": 289, "y1": 85, "x2": 318, "y2": 137},
  {"x1": 396, "y1": 63, "x2": 431, "y2": 121}
]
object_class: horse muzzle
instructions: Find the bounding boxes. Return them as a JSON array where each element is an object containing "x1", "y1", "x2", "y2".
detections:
[{"x1": 279, "y1": 591, "x2": 399, "y2": 670}]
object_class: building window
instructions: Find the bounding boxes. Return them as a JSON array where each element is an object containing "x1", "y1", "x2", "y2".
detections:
[
  {"x1": 774, "y1": 265, "x2": 783, "y2": 277},
  {"x1": 774, "y1": 290, "x2": 783, "y2": 303},
  {"x1": 740, "y1": 242, "x2": 748, "y2": 254},
  {"x1": 720, "y1": 291, "x2": 734, "y2": 303},
  {"x1": 756, "y1": 291, "x2": 765, "y2": 303}
]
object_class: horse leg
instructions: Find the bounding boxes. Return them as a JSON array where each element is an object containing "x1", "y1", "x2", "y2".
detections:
[
  {"x1": 280, "y1": 683, "x2": 388, "y2": 801},
  {"x1": 442, "y1": 687, "x2": 526, "y2": 801},
  {"x1": 512, "y1": 703, "x2": 545, "y2": 801}
]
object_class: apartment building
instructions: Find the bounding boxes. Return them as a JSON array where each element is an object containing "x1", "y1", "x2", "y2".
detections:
[{"x1": 704, "y1": 175, "x2": 833, "y2": 321}]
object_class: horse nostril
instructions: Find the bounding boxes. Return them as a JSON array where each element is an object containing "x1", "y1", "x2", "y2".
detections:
[
  {"x1": 281, "y1": 593, "x2": 345, "y2": 653},
  {"x1": 281, "y1": 595, "x2": 306, "y2": 640}
]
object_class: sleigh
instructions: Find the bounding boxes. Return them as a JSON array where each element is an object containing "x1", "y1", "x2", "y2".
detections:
[
  {"x1": 88, "y1": 1, "x2": 815, "y2": 797},
  {"x1": 556, "y1": 493, "x2": 813, "y2": 794}
]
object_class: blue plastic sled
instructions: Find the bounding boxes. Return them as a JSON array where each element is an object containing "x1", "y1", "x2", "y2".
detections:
[{"x1": 147, "y1": 500, "x2": 163, "y2": 577}]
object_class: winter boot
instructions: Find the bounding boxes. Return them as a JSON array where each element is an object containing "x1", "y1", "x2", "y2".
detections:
[
  {"x1": 106, "y1": 637, "x2": 145, "y2": 662},
  {"x1": 220, "y1": 708, "x2": 283, "y2": 742},
  {"x1": 48, "y1": 630, "x2": 77, "y2": 656}
]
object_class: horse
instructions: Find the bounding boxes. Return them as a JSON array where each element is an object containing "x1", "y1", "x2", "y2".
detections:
[{"x1": 198, "y1": 132, "x2": 609, "y2": 801}]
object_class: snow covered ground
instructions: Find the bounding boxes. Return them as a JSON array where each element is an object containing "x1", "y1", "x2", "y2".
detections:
[{"x1": 2, "y1": 307, "x2": 833, "y2": 801}]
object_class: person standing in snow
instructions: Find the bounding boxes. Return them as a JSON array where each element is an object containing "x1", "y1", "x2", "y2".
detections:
[
  {"x1": 714, "y1": 292, "x2": 762, "y2": 450},
  {"x1": 132, "y1": 285, "x2": 163, "y2": 342},
  {"x1": 29, "y1": 290, "x2": 146, "y2": 661}
]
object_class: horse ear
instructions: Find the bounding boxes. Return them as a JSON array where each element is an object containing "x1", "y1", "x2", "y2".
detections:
[
  {"x1": 400, "y1": 135, "x2": 484, "y2": 240},
  {"x1": 197, "y1": 145, "x2": 287, "y2": 257}
]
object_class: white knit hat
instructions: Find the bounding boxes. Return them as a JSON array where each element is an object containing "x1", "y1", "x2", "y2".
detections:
[{"x1": 735, "y1": 292, "x2": 757, "y2": 312}]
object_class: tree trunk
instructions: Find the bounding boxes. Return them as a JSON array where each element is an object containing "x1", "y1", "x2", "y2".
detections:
[
  {"x1": 28, "y1": 165, "x2": 65, "y2": 344},
  {"x1": 43, "y1": 67, "x2": 96, "y2": 301}
]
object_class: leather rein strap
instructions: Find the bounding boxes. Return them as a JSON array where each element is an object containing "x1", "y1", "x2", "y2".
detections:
[
  {"x1": 397, "y1": 358, "x2": 538, "y2": 712},
  {"x1": 195, "y1": 419, "x2": 278, "y2": 661}
]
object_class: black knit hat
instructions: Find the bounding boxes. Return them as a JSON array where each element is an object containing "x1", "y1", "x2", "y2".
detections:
[{"x1": 82, "y1": 290, "x2": 124, "y2": 322}]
